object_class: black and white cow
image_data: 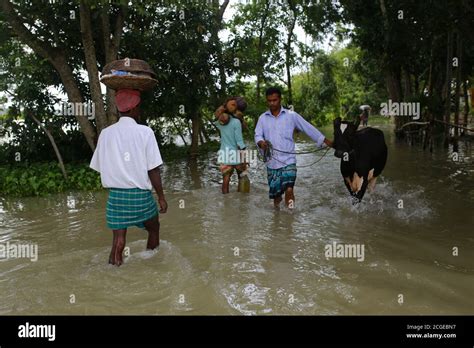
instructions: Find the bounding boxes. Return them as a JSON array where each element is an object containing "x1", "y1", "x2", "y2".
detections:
[{"x1": 333, "y1": 117, "x2": 387, "y2": 203}]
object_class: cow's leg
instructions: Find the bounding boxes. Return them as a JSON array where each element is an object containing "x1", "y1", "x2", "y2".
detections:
[
  {"x1": 367, "y1": 168, "x2": 374, "y2": 181},
  {"x1": 354, "y1": 177, "x2": 369, "y2": 203},
  {"x1": 351, "y1": 172, "x2": 364, "y2": 193},
  {"x1": 344, "y1": 177, "x2": 355, "y2": 196},
  {"x1": 368, "y1": 176, "x2": 378, "y2": 193},
  {"x1": 367, "y1": 168, "x2": 376, "y2": 193}
]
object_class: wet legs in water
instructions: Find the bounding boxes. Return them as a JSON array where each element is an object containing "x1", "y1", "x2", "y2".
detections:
[
  {"x1": 273, "y1": 187, "x2": 295, "y2": 209},
  {"x1": 222, "y1": 174, "x2": 231, "y2": 194},
  {"x1": 143, "y1": 215, "x2": 160, "y2": 250},
  {"x1": 109, "y1": 229, "x2": 126, "y2": 266},
  {"x1": 109, "y1": 215, "x2": 160, "y2": 266}
]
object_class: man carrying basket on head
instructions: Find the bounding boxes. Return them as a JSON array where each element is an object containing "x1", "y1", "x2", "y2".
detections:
[{"x1": 90, "y1": 59, "x2": 167, "y2": 266}]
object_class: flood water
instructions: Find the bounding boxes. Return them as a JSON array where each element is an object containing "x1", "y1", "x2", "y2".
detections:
[{"x1": 1, "y1": 124, "x2": 473, "y2": 315}]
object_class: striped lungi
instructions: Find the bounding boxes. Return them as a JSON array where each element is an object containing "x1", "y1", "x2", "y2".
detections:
[
  {"x1": 106, "y1": 188, "x2": 158, "y2": 230},
  {"x1": 266, "y1": 163, "x2": 297, "y2": 199}
]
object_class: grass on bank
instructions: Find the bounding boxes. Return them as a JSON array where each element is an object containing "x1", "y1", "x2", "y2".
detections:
[{"x1": 0, "y1": 141, "x2": 220, "y2": 197}]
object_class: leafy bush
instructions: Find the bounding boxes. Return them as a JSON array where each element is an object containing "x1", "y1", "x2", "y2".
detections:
[
  {"x1": 0, "y1": 162, "x2": 102, "y2": 197},
  {"x1": 0, "y1": 142, "x2": 221, "y2": 197}
]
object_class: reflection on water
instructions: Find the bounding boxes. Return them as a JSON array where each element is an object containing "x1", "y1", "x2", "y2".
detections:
[{"x1": 0, "y1": 125, "x2": 473, "y2": 315}]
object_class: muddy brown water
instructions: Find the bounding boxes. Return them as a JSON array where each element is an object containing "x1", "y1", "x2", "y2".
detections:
[{"x1": 0, "y1": 124, "x2": 473, "y2": 314}]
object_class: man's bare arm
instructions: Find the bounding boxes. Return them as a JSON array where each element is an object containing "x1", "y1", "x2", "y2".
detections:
[
  {"x1": 148, "y1": 166, "x2": 167, "y2": 213},
  {"x1": 215, "y1": 105, "x2": 225, "y2": 120}
]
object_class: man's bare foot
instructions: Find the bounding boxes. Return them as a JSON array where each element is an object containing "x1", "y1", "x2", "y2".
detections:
[
  {"x1": 274, "y1": 196, "x2": 282, "y2": 208},
  {"x1": 112, "y1": 251, "x2": 124, "y2": 266},
  {"x1": 147, "y1": 238, "x2": 159, "y2": 250},
  {"x1": 110, "y1": 242, "x2": 125, "y2": 266},
  {"x1": 109, "y1": 247, "x2": 124, "y2": 266}
]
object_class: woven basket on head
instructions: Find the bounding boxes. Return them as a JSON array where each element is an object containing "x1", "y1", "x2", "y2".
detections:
[{"x1": 100, "y1": 58, "x2": 158, "y2": 91}]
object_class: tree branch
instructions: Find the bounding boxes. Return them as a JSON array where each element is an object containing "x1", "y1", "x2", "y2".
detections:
[
  {"x1": 100, "y1": 3, "x2": 126, "y2": 125},
  {"x1": 100, "y1": 5, "x2": 113, "y2": 62},
  {"x1": 1, "y1": 0, "x2": 97, "y2": 151},
  {"x1": 111, "y1": 6, "x2": 126, "y2": 59},
  {"x1": 28, "y1": 110, "x2": 68, "y2": 180},
  {"x1": 0, "y1": 0, "x2": 58, "y2": 61},
  {"x1": 217, "y1": 0, "x2": 229, "y2": 23}
]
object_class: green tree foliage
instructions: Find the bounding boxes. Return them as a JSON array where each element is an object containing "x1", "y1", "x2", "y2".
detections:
[
  {"x1": 339, "y1": 0, "x2": 474, "y2": 131},
  {"x1": 292, "y1": 51, "x2": 338, "y2": 126},
  {"x1": 226, "y1": 0, "x2": 283, "y2": 105}
]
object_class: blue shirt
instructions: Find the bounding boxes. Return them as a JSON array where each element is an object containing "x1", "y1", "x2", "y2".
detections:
[
  {"x1": 214, "y1": 117, "x2": 246, "y2": 165},
  {"x1": 254, "y1": 107, "x2": 326, "y2": 169}
]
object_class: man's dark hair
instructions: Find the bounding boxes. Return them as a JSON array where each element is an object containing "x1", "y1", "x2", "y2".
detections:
[{"x1": 265, "y1": 87, "x2": 282, "y2": 98}]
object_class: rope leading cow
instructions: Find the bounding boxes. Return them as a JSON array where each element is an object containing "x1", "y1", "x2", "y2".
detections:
[{"x1": 333, "y1": 117, "x2": 388, "y2": 203}]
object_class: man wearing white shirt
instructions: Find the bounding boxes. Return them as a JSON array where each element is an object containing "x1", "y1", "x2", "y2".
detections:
[{"x1": 90, "y1": 89, "x2": 167, "y2": 266}]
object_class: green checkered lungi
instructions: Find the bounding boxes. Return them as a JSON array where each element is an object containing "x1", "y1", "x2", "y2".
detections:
[{"x1": 106, "y1": 188, "x2": 158, "y2": 230}]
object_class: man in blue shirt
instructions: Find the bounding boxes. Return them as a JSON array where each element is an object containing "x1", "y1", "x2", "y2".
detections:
[{"x1": 255, "y1": 87, "x2": 333, "y2": 208}]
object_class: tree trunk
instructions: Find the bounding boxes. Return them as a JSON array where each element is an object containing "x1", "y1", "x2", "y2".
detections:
[
  {"x1": 386, "y1": 72, "x2": 400, "y2": 101},
  {"x1": 402, "y1": 66, "x2": 412, "y2": 100},
  {"x1": 379, "y1": 0, "x2": 389, "y2": 30},
  {"x1": 453, "y1": 32, "x2": 462, "y2": 150},
  {"x1": 285, "y1": 2, "x2": 297, "y2": 106},
  {"x1": 462, "y1": 81, "x2": 470, "y2": 136},
  {"x1": 256, "y1": 75, "x2": 261, "y2": 103},
  {"x1": 188, "y1": 158, "x2": 202, "y2": 189},
  {"x1": 190, "y1": 112, "x2": 200, "y2": 158},
  {"x1": 79, "y1": 1, "x2": 108, "y2": 134},
  {"x1": 397, "y1": 66, "x2": 412, "y2": 132},
  {"x1": 211, "y1": 0, "x2": 230, "y2": 104},
  {"x1": 379, "y1": 0, "x2": 403, "y2": 132},
  {"x1": 171, "y1": 117, "x2": 188, "y2": 146},
  {"x1": 199, "y1": 118, "x2": 210, "y2": 143},
  {"x1": 385, "y1": 68, "x2": 403, "y2": 130},
  {"x1": 443, "y1": 29, "x2": 454, "y2": 147},
  {"x1": 414, "y1": 75, "x2": 419, "y2": 96},
  {"x1": 427, "y1": 43, "x2": 434, "y2": 97},
  {"x1": 199, "y1": 126, "x2": 205, "y2": 145},
  {"x1": 52, "y1": 55, "x2": 97, "y2": 151},
  {"x1": 256, "y1": 1, "x2": 270, "y2": 103},
  {"x1": 105, "y1": 90, "x2": 118, "y2": 125},
  {"x1": 100, "y1": 4, "x2": 126, "y2": 125}
]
